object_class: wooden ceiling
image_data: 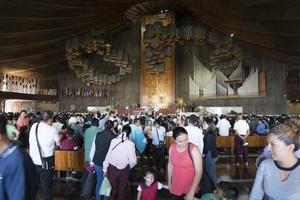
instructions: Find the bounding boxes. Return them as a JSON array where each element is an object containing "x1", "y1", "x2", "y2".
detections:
[{"x1": 1, "y1": 0, "x2": 299, "y2": 77}]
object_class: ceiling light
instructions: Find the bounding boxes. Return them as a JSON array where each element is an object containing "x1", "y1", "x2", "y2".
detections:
[{"x1": 230, "y1": 33, "x2": 234, "y2": 37}]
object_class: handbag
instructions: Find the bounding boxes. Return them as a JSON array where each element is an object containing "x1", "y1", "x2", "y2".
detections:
[
  {"x1": 35, "y1": 123, "x2": 54, "y2": 170},
  {"x1": 99, "y1": 176, "x2": 112, "y2": 196},
  {"x1": 187, "y1": 143, "x2": 216, "y2": 195}
]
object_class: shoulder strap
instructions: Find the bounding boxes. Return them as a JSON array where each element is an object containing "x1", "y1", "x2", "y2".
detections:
[
  {"x1": 187, "y1": 142, "x2": 194, "y2": 166},
  {"x1": 111, "y1": 133, "x2": 126, "y2": 151},
  {"x1": 156, "y1": 128, "x2": 160, "y2": 141},
  {"x1": 35, "y1": 123, "x2": 44, "y2": 162}
]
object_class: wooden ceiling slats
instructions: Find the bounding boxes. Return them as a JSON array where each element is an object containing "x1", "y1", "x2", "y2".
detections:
[{"x1": 0, "y1": 0, "x2": 300, "y2": 76}]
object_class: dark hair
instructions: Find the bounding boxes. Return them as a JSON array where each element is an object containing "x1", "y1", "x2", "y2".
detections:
[
  {"x1": 134, "y1": 118, "x2": 140, "y2": 124},
  {"x1": 122, "y1": 125, "x2": 131, "y2": 137},
  {"x1": 6, "y1": 114, "x2": 13, "y2": 121},
  {"x1": 188, "y1": 114, "x2": 198, "y2": 125},
  {"x1": 91, "y1": 118, "x2": 99, "y2": 127},
  {"x1": 217, "y1": 181, "x2": 238, "y2": 199},
  {"x1": 41, "y1": 110, "x2": 54, "y2": 122},
  {"x1": 62, "y1": 124, "x2": 68, "y2": 130},
  {"x1": 143, "y1": 169, "x2": 155, "y2": 178},
  {"x1": 20, "y1": 110, "x2": 27, "y2": 114},
  {"x1": 270, "y1": 119, "x2": 300, "y2": 151},
  {"x1": 154, "y1": 119, "x2": 161, "y2": 125},
  {"x1": 172, "y1": 127, "x2": 188, "y2": 140},
  {"x1": 0, "y1": 115, "x2": 7, "y2": 136},
  {"x1": 68, "y1": 128, "x2": 75, "y2": 137},
  {"x1": 105, "y1": 120, "x2": 114, "y2": 130}
]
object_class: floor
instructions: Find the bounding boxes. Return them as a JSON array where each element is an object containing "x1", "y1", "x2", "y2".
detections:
[{"x1": 36, "y1": 155, "x2": 258, "y2": 200}]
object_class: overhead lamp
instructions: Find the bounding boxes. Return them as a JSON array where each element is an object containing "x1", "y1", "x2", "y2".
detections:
[{"x1": 230, "y1": 33, "x2": 234, "y2": 37}]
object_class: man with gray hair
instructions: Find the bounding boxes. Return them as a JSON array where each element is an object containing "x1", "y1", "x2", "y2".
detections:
[{"x1": 29, "y1": 110, "x2": 60, "y2": 200}]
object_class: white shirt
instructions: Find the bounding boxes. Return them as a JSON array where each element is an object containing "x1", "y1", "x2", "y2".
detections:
[
  {"x1": 52, "y1": 122, "x2": 63, "y2": 132},
  {"x1": 103, "y1": 133, "x2": 137, "y2": 173},
  {"x1": 216, "y1": 119, "x2": 231, "y2": 136},
  {"x1": 233, "y1": 120, "x2": 250, "y2": 136},
  {"x1": 29, "y1": 122, "x2": 61, "y2": 165},
  {"x1": 137, "y1": 182, "x2": 163, "y2": 191},
  {"x1": 151, "y1": 126, "x2": 166, "y2": 145},
  {"x1": 184, "y1": 125, "x2": 204, "y2": 154}
]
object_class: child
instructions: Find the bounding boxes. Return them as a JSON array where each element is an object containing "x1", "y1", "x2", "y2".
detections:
[
  {"x1": 137, "y1": 170, "x2": 168, "y2": 200},
  {"x1": 200, "y1": 181, "x2": 238, "y2": 200}
]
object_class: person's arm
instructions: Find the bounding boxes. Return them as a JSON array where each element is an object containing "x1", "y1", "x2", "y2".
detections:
[
  {"x1": 89, "y1": 136, "x2": 96, "y2": 165},
  {"x1": 250, "y1": 160, "x2": 266, "y2": 200},
  {"x1": 53, "y1": 129, "x2": 61, "y2": 147},
  {"x1": 186, "y1": 146, "x2": 202, "y2": 200},
  {"x1": 6, "y1": 161, "x2": 26, "y2": 200},
  {"x1": 157, "y1": 181, "x2": 169, "y2": 190},
  {"x1": 103, "y1": 141, "x2": 114, "y2": 174},
  {"x1": 167, "y1": 147, "x2": 173, "y2": 192},
  {"x1": 245, "y1": 128, "x2": 250, "y2": 138},
  {"x1": 128, "y1": 142, "x2": 137, "y2": 169},
  {"x1": 137, "y1": 191, "x2": 142, "y2": 200},
  {"x1": 136, "y1": 185, "x2": 142, "y2": 200},
  {"x1": 13, "y1": 127, "x2": 20, "y2": 140}
]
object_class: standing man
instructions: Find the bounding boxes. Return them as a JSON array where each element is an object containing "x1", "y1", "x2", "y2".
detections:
[
  {"x1": 184, "y1": 114, "x2": 204, "y2": 154},
  {"x1": 29, "y1": 111, "x2": 61, "y2": 200},
  {"x1": 90, "y1": 120, "x2": 117, "y2": 200},
  {"x1": 0, "y1": 114, "x2": 36, "y2": 200},
  {"x1": 216, "y1": 115, "x2": 232, "y2": 136},
  {"x1": 233, "y1": 113, "x2": 250, "y2": 166},
  {"x1": 84, "y1": 118, "x2": 100, "y2": 165},
  {"x1": 151, "y1": 119, "x2": 166, "y2": 173}
]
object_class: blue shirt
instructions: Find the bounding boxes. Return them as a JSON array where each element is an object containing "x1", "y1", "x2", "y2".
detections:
[
  {"x1": 151, "y1": 126, "x2": 166, "y2": 146},
  {"x1": 0, "y1": 143, "x2": 36, "y2": 200},
  {"x1": 256, "y1": 123, "x2": 266, "y2": 135},
  {"x1": 129, "y1": 124, "x2": 147, "y2": 153}
]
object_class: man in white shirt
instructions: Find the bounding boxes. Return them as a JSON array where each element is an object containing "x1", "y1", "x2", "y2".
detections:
[
  {"x1": 216, "y1": 115, "x2": 232, "y2": 136},
  {"x1": 233, "y1": 113, "x2": 250, "y2": 166},
  {"x1": 185, "y1": 114, "x2": 204, "y2": 154},
  {"x1": 151, "y1": 119, "x2": 166, "y2": 173},
  {"x1": 103, "y1": 125, "x2": 136, "y2": 200},
  {"x1": 29, "y1": 110, "x2": 60, "y2": 200}
]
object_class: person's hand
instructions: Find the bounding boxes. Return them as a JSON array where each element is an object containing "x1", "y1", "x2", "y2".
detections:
[
  {"x1": 89, "y1": 161, "x2": 94, "y2": 167},
  {"x1": 184, "y1": 191, "x2": 194, "y2": 200},
  {"x1": 104, "y1": 171, "x2": 108, "y2": 177}
]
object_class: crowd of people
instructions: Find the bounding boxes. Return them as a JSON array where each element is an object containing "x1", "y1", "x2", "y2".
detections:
[{"x1": 0, "y1": 109, "x2": 299, "y2": 200}]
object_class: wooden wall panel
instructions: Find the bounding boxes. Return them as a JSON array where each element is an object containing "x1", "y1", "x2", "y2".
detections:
[{"x1": 140, "y1": 13, "x2": 175, "y2": 108}]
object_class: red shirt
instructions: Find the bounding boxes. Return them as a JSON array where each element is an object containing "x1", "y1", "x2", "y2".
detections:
[
  {"x1": 170, "y1": 143, "x2": 196, "y2": 196},
  {"x1": 60, "y1": 138, "x2": 76, "y2": 150},
  {"x1": 139, "y1": 182, "x2": 158, "y2": 200}
]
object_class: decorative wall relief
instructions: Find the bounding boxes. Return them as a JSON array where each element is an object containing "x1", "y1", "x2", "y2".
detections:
[{"x1": 66, "y1": 31, "x2": 132, "y2": 86}]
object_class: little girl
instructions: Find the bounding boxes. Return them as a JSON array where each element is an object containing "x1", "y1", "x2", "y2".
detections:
[{"x1": 137, "y1": 170, "x2": 168, "y2": 200}]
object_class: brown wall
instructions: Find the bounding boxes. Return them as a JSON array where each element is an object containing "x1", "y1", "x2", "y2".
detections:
[
  {"x1": 51, "y1": 23, "x2": 296, "y2": 114},
  {"x1": 56, "y1": 25, "x2": 141, "y2": 112}
]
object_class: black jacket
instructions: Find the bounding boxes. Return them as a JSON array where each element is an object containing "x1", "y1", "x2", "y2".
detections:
[
  {"x1": 203, "y1": 134, "x2": 218, "y2": 158},
  {"x1": 93, "y1": 129, "x2": 117, "y2": 166}
]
